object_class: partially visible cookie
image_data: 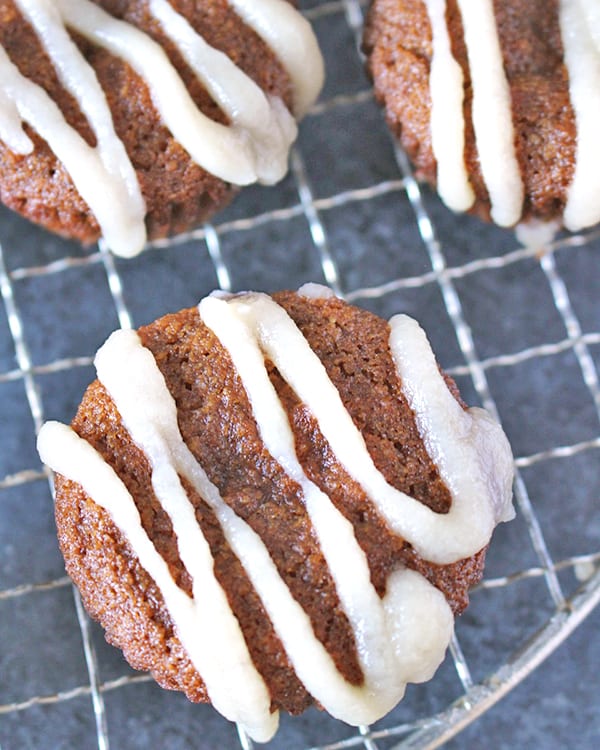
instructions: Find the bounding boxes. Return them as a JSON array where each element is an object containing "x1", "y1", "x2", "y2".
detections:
[
  {"x1": 38, "y1": 285, "x2": 514, "y2": 741},
  {"x1": 363, "y1": 0, "x2": 600, "y2": 235},
  {"x1": 0, "y1": 0, "x2": 323, "y2": 256}
]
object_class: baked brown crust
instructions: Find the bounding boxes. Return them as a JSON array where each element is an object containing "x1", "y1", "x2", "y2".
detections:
[
  {"x1": 0, "y1": 0, "x2": 293, "y2": 245},
  {"x1": 363, "y1": 0, "x2": 577, "y2": 225},
  {"x1": 53, "y1": 291, "x2": 485, "y2": 714}
]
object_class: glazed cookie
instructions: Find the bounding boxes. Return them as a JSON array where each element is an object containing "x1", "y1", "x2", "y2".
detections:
[
  {"x1": 37, "y1": 286, "x2": 514, "y2": 741},
  {"x1": 363, "y1": 0, "x2": 600, "y2": 235},
  {"x1": 0, "y1": 0, "x2": 323, "y2": 256}
]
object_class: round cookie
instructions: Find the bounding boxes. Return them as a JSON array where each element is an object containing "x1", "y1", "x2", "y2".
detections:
[
  {"x1": 363, "y1": 0, "x2": 600, "y2": 234},
  {"x1": 0, "y1": 0, "x2": 323, "y2": 256},
  {"x1": 37, "y1": 286, "x2": 514, "y2": 741}
]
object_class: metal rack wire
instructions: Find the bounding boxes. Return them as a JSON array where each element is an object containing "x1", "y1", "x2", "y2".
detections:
[{"x1": 1, "y1": 1, "x2": 599, "y2": 749}]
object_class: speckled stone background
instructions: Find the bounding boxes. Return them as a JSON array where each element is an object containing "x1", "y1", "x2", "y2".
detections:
[{"x1": 1, "y1": 2, "x2": 599, "y2": 749}]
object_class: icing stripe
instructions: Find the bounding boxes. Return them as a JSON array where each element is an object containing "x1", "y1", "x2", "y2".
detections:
[
  {"x1": 424, "y1": 0, "x2": 474, "y2": 212},
  {"x1": 389, "y1": 314, "x2": 515, "y2": 525},
  {"x1": 2, "y1": 0, "x2": 323, "y2": 256},
  {"x1": 455, "y1": 0, "x2": 523, "y2": 227},
  {"x1": 559, "y1": 0, "x2": 600, "y2": 231},
  {"x1": 228, "y1": 0, "x2": 325, "y2": 117}
]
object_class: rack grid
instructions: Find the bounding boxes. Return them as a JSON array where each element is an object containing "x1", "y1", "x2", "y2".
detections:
[{"x1": 1, "y1": 1, "x2": 599, "y2": 749}]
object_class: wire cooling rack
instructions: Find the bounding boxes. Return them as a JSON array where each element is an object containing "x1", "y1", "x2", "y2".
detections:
[{"x1": 1, "y1": 1, "x2": 599, "y2": 749}]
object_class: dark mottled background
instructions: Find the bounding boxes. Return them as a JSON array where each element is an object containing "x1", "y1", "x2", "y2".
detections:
[{"x1": 1, "y1": 2, "x2": 599, "y2": 749}]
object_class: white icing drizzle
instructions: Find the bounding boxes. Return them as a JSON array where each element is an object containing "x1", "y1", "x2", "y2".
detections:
[
  {"x1": 388, "y1": 313, "x2": 515, "y2": 527},
  {"x1": 37, "y1": 289, "x2": 514, "y2": 740},
  {"x1": 424, "y1": 0, "x2": 474, "y2": 212},
  {"x1": 0, "y1": 54, "x2": 38, "y2": 154},
  {"x1": 559, "y1": 0, "x2": 600, "y2": 231},
  {"x1": 2, "y1": 0, "x2": 323, "y2": 256},
  {"x1": 455, "y1": 0, "x2": 523, "y2": 227}
]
